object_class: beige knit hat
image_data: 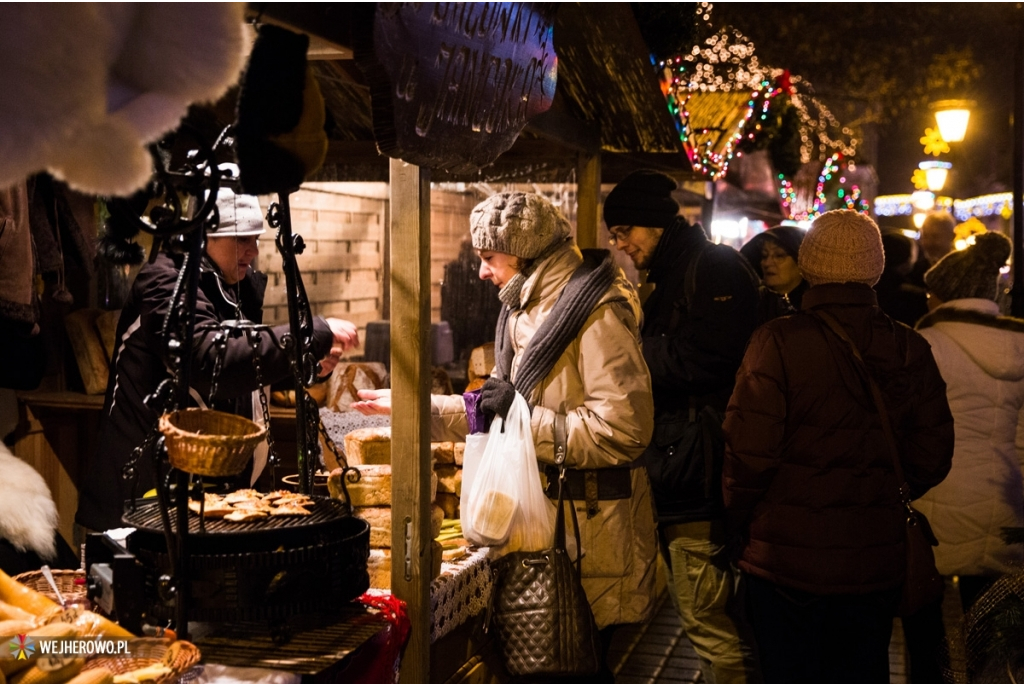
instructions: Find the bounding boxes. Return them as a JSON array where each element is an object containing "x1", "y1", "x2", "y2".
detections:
[
  {"x1": 798, "y1": 210, "x2": 885, "y2": 287},
  {"x1": 470, "y1": 192, "x2": 572, "y2": 259}
]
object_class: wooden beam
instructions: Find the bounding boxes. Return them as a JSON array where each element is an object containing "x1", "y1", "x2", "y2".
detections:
[
  {"x1": 576, "y1": 152, "x2": 601, "y2": 248},
  {"x1": 388, "y1": 158, "x2": 432, "y2": 683}
]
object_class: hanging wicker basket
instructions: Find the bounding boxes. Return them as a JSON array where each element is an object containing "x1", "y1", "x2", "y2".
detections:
[{"x1": 159, "y1": 409, "x2": 266, "y2": 477}]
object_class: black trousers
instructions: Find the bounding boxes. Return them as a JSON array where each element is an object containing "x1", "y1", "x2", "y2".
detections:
[{"x1": 745, "y1": 574, "x2": 900, "y2": 684}]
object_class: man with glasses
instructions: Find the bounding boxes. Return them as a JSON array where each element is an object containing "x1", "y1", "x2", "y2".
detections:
[{"x1": 604, "y1": 170, "x2": 761, "y2": 683}]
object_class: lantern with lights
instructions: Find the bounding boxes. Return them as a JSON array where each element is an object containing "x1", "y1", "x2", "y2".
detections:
[
  {"x1": 919, "y1": 160, "x2": 952, "y2": 193},
  {"x1": 930, "y1": 100, "x2": 975, "y2": 143}
]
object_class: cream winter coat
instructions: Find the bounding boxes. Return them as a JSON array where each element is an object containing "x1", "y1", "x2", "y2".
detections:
[
  {"x1": 915, "y1": 299, "x2": 1024, "y2": 576},
  {"x1": 432, "y1": 242, "x2": 659, "y2": 627}
]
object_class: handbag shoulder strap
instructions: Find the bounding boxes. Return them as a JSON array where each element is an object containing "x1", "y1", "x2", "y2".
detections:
[
  {"x1": 813, "y1": 310, "x2": 912, "y2": 505},
  {"x1": 554, "y1": 412, "x2": 584, "y2": 573}
]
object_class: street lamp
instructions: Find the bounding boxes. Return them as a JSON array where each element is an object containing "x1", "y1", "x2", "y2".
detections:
[
  {"x1": 919, "y1": 161, "x2": 951, "y2": 193},
  {"x1": 931, "y1": 100, "x2": 975, "y2": 143}
]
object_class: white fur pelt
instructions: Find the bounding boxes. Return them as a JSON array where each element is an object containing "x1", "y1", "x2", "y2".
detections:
[
  {"x1": 0, "y1": 442, "x2": 58, "y2": 560},
  {"x1": 0, "y1": 3, "x2": 250, "y2": 196}
]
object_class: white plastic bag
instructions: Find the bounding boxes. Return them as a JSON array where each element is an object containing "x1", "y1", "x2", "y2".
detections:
[{"x1": 461, "y1": 393, "x2": 554, "y2": 551}]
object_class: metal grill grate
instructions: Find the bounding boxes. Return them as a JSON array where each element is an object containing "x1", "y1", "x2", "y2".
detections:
[{"x1": 123, "y1": 498, "x2": 349, "y2": 535}]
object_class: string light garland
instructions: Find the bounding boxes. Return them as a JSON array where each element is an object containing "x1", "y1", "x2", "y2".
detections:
[
  {"x1": 662, "y1": 2, "x2": 860, "y2": 189},
  {"x1": 776, "y1": 154, "x2": 870, "y2": 220}
]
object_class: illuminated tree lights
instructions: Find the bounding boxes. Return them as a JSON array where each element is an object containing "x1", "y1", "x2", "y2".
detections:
[{"x1": 776, "y1": 154, "x2": 869, "y2": 221}]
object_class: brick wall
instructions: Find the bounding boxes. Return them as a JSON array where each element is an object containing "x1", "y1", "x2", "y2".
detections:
[{"x1": 258, "y1": 183, "x2": 388, "y2": 357}]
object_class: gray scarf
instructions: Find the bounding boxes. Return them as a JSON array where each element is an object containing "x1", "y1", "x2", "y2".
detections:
[{"x1": 494, "y1": 248, "x2": 617, "y2": 401}]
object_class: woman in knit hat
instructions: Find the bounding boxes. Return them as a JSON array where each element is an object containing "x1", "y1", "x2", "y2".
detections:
[
  {"x1": 354, "y1": 192, "x2": 659, "y2": 677},
  {"x1": 739, "y1": 225, "x2": 809, "y2": 318},
  {"x1": 722, "y1": 210, "x2": 954, "y2": 682},
  {"x1": 913, "y1": 232, "x2": 1024, "y2": 611}
]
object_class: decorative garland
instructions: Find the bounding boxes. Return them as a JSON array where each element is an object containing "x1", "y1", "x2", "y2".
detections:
[{"x1": 777, "y1": 153, "x2": 870, "y2": 221}]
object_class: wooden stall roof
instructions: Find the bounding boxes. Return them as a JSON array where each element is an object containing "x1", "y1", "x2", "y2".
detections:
[{"x1": 252, "y1": 2, "x2": 692, "y2": 183}]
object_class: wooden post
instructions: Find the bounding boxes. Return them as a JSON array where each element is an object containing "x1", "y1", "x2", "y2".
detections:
[
  {"x1": 576, "y1": 152, "x2": 602, "y2": 248},
  {"x1": 388, "y1": 158, "x2": 432, "y2": 682}
]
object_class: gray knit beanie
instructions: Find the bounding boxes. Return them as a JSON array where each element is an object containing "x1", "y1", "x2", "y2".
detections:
[
  {"x1": 470, "y1": 192, "x2": 572, "y2": 259},
  {"x1": 924, "y1": 232, "x2": 1011, "y2": 302},
  {"x1": 798, "y1": 210, "x2": 885, "y2": 287}
]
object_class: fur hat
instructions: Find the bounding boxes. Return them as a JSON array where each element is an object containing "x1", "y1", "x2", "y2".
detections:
[
  {"x1": 924, "y1": 232, "x2": 1011, "y2": 302},
  {"x1": 798, "y1": 210, "x2": 885, "y2": 287},
  {"x1": 208, "y1": 186, "x2": 265, "y2": 237},
  {"x1": 603, "y1": 170, "x2": 680, "y2": 229},
  {"x1": 470, "y1": 192, "x2": 571, "y2": 259}
]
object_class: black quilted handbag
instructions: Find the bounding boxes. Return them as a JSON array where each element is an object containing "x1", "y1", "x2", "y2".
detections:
[{"x1": 489, "y1": 414, "x2": 602, "y2": 676}]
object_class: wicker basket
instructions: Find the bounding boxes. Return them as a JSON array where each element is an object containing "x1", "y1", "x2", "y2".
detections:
[
  {"x1": 85, "y1": 639, "x2": 201, "y2": 684},
  {"x1": 12, "y1": 568, "x2": 88, "y2": 606},
  {"x1": 159, "y1": 409, "x2": 266, "y2": 477}
]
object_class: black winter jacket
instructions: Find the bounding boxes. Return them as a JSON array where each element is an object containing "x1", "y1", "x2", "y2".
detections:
[
  {"x1": 76, "y1": 252, "x2": 333, "y2": 531},
  {"x1": 640, "y1": 219, "x2": 761, "y2": 523}
]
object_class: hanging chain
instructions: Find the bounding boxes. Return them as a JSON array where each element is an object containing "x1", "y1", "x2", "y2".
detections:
[
  {"x1": 248, "y1": 328, "x2": 278, "y2": 468},
  {"x1": 206, "y1": 331, "x2": 229, "y2": 403}
]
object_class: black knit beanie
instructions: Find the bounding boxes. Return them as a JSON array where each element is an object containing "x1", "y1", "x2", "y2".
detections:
[
  {"x1": 603, "y1": 170, "x2": 680, "y2": 229},
  {"x1": 924, "y1": 232, "x2": 1011, "y2": 302}
]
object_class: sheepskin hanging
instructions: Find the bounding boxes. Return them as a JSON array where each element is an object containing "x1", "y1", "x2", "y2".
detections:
[{"x1": 0, "y1": 3, "x2": 250, "y2": 197}]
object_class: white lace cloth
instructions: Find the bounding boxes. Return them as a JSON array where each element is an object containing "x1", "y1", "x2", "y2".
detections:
[{"x1": 429, "y1": 547, "x2": 492, "y2": 643}]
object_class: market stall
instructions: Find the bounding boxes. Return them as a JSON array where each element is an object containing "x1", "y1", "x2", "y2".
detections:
[{"x1": 4, "y1": 3, "x2": 690, "y2": 682}]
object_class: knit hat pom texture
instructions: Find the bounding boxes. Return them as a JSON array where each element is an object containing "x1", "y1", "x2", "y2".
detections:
[
  {"x1": 924, "y1": 231, "x2": 1011, "y2": 302},
  {"x1": 470, "y1": 192, "x2": 571, "y2": 259},
  {"x1": 798, "y1": 210, "x2": 885, "y2": 287}
]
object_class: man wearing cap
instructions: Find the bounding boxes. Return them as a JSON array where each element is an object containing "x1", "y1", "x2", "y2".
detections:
[
  {"x1": 604, "y1": 170, "x2": 761, "y2": 682},
  {"x1": 723, "y1": 210, "x2": 954, "y2": 681},
  {"x1": 76, "y1": 187, "x2": 358, "y2": 533}
]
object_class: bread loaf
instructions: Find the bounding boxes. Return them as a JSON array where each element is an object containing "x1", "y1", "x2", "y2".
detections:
[
  {"x1": 367, "y1": 548, "x2": 390, "y2": 589},
  {"x1": 327, "y1": 464, "x2": 437, "y2": 505},
  {"x1": 354, "y1": 506, "x2": 391, "y2": 548},
  {"x1": 468, "y1": 343, "x2": 495, "y2": 380},
  {"x1": 431, "y1": 441, "x2": 455, "y2": 465},
  {"x1": 454, "y1": 442, "x2": 465, "y2": 466},
  {"x1": 435, "y1": 492, "x2": 459, "y2": 520},
  {"x1": 330, "y1": 464, "x2": 391, "y2": 507},
  {"x1": 367, "y1": 543, "x2": 443, "y2": 590},
  {"x1": 473, "y1": 490, "x2": 516, "y2": 542},
  {"x1": 325, "y1": 362, "x2": 388, "y2": 411},
  {"x1": 344, "y1": 427, "x2": 391, "y2": 465},
  {"x1": 355, "y1": 503, "x2": 446, "y2": 548},
  {"x1": 434, "y1": 464, "x2": 462, "y2": 496}
]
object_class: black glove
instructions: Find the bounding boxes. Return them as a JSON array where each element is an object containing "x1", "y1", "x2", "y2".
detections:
[{"x1": 479, "y1": 377, "x2": 516, "y2": 420}]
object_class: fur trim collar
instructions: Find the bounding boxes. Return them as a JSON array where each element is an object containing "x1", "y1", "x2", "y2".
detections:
[
  {"x1": 0, "y1": 446, "x2": 58, "y2": 560},
  {"x1": 916, "y1": 305, "x2": 1024, "y2": 333}
]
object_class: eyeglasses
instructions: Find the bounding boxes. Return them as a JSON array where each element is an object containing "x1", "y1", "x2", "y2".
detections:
[{"x1": 608, "y1": 226, "x2": 634, "y2": 245}]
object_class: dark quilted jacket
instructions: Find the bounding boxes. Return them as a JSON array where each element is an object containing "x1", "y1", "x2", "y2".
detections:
[{"x1": 723, "y1": 283, "x2": 954, "y2": 594}]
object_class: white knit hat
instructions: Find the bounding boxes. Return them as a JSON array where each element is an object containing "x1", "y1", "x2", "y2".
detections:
[{"x1": 798, "y1": 210, "x2": 885, "y2": 287}]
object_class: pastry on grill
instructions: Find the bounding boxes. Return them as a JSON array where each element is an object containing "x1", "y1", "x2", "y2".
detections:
[{"x1": 223, "y1": 508, "x2": 270, "y2": 522}]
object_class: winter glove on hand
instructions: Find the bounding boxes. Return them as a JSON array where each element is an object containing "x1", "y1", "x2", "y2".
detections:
[{"x1": 479, "y1": 377, "x2": 516, "y2": 419}]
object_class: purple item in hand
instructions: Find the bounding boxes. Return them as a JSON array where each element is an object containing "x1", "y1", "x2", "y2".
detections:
[{"x1": 464, "y1": 389, "x2": 488, "y2": 434}]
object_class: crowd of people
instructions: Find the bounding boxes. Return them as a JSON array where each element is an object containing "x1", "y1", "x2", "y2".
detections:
[
  {"x1": 5, "y1": 166, "x2": 1020, "y2": 684},
  {"x1": 354, "y1": 175, "x2": 1022, "y2": 682}
]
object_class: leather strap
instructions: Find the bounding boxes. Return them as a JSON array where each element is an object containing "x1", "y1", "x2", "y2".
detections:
[
  {"x1": 813, "y1": 310, "x2": 913, "y2": 510},
  {"x1": 554, "y1": 413, "x2": 584, "y2": 574}
]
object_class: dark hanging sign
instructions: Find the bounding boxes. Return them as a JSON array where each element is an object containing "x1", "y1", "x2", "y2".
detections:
[{"x1": 356, "y1": 3, "x2": 557, "y2": 173}]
